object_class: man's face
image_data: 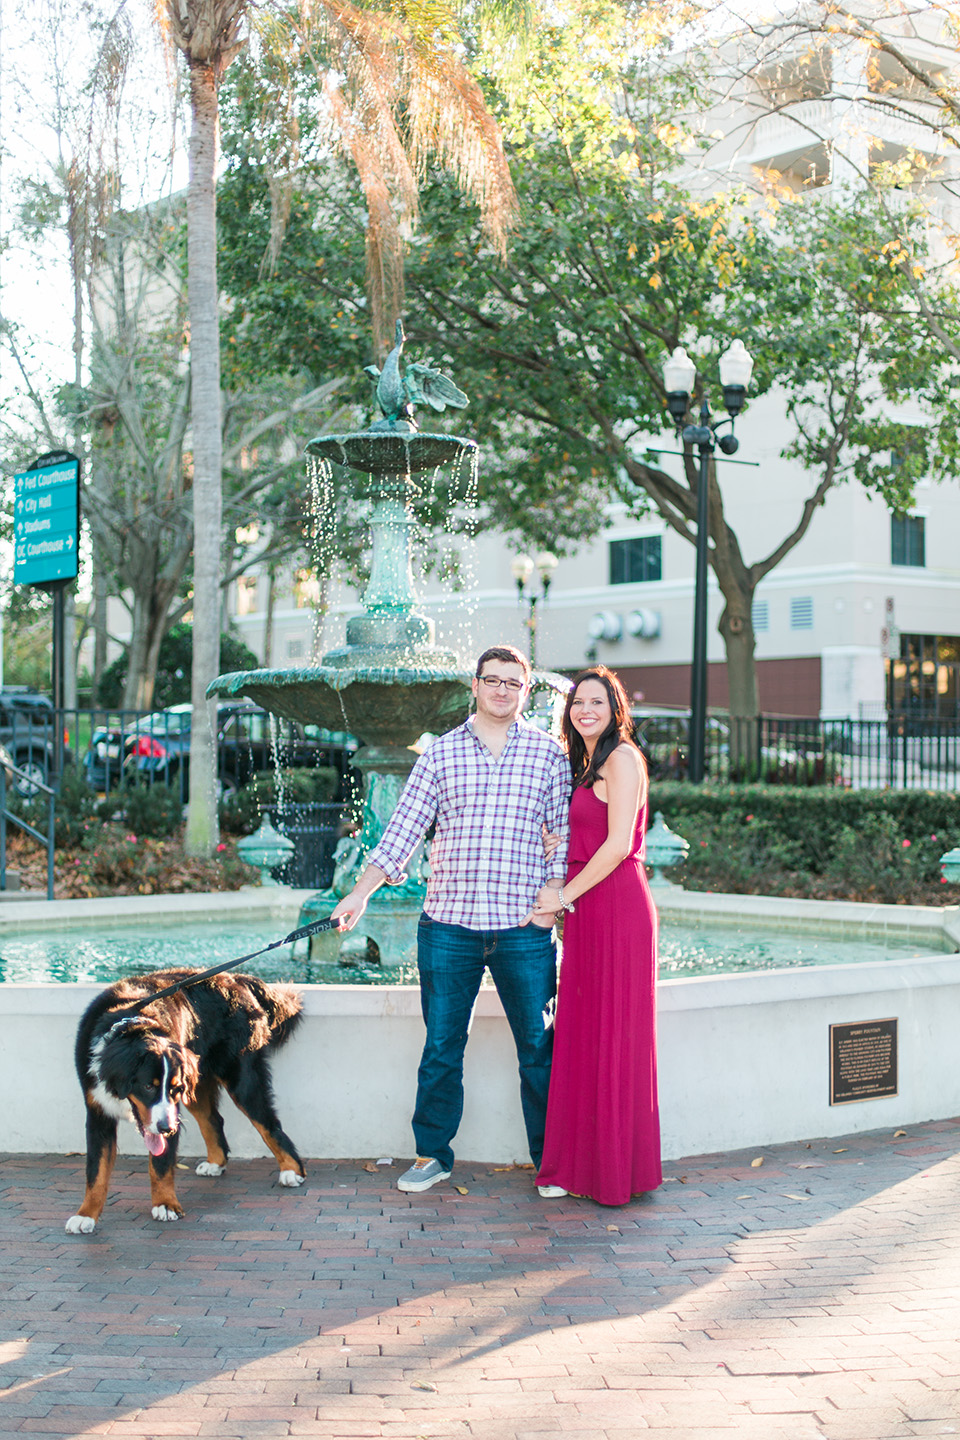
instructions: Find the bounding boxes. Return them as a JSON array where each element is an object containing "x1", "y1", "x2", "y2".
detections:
[{"x1": 472, "y1": 660, "x2": 530, "y2": 723}]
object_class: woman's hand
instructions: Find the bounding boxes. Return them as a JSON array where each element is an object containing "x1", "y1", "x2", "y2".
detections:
[
  {"x1": 541, "y1": 824, "x2": 561, "y2": 862},
  {"x1": 521, "y1": 884, "x2": 563, "y2": 927}
]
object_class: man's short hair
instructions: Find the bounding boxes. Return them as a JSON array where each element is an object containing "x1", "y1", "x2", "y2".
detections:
[{"x1": 475, "y1": 645, "x2": 531, "y2": 682}]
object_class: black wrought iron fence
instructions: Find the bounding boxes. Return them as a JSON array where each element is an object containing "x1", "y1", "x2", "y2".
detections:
[
  {"x1": 56, "y1": 704, "x2": 356, "y2": 807},
  {"x1": 0, "y1": 754, "x2": 55, "y2": 898},
  {"x1": 636, "y1": 711, "x2": 960, "y2": 791},
  {"x1": 754, "y1": 715, "x2": 960, "y2": 791}
]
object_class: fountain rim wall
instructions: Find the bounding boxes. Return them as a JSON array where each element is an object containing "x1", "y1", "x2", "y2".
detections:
[{"x1": 3, "y1": 889, "x2": 960, "y2": 1161}]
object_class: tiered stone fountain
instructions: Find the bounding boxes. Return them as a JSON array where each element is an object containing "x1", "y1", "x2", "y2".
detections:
[{"x1": 210, "y1": 324, "x2": 478, "y2": 965}]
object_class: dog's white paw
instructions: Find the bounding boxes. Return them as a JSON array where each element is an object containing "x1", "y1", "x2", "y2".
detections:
[
  {"x1": 279, "y1": 1170, "x2": 305, "y2": 1188},
  {"x1": 151, "y1": 1205, "x2": 181, "y2": 1222},
  {"x1": 65, "y1": 1214, "x2": 96, "y2": 1234},
  {"x1": 195, "y1": 1161, "x2": 225, "y2": 1177}
]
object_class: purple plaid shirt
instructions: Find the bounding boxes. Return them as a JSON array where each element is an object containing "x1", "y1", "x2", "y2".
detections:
[{"x1": 366, "y1": 717, "x2": 571, "y2": 930}]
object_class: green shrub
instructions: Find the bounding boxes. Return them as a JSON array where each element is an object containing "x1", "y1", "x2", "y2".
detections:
[
  {"x1": 220, "y1": 766, "x2": 340, "y2": 834},
  {"x1": 103, "y1": 780, "x2": 184, "y2": 838}
]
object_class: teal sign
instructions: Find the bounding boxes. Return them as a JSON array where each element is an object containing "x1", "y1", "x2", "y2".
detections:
[{"x1": 13, "y1": 453, "x2": 80, "y2": 587}]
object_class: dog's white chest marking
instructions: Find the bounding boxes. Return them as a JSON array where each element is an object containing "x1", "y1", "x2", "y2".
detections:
[{"x1": 89, "y1": 1037, "x2": 134, "y2": 1121}]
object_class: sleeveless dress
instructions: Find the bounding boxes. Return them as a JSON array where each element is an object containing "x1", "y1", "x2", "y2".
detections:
[{"x1": 537, "y1": 786, "x2": 662, "y2": 1206}]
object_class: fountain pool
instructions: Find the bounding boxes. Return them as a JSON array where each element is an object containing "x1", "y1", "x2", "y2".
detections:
[{"x1": 0, "y1": 910, "x2": 950, "y2": 986}]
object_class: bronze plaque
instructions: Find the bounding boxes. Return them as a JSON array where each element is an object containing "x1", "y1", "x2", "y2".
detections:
[{"x1": 830, "y1": 1018, "x2": 898, "y2": 1105}]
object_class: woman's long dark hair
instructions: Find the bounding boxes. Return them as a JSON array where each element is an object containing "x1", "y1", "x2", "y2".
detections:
[{"x1": 562, "y1": 666, "x2": 640, "y2": 789}]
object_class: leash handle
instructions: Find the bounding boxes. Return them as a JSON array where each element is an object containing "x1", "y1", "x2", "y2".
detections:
[{"x1": 115, "y1": 914, "x2": 345, "y2": 1016}]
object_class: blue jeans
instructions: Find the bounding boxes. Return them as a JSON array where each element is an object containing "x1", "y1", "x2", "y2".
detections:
[{"x1": 413, "y1": 915, "x2": 558, "y2": 1172}]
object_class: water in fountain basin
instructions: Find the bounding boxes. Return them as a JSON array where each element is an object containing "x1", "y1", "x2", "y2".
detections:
[{"x1": 0, "y1": 918, "x2": 945, "y2": 986}]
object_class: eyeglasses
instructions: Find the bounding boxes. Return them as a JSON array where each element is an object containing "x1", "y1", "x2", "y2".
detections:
[{"x1": 478, "y1": 675, "x2": 525, "y2": 691}]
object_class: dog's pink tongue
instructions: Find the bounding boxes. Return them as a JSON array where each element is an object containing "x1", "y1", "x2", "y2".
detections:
[{"x1": 144, "y1": 1131, "x2": 167, "y2": 1157}]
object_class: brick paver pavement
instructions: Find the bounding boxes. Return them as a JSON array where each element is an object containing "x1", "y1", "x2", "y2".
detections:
[{"x1": 2, "y1": 1119, "x2": 960, "y2": 1439}]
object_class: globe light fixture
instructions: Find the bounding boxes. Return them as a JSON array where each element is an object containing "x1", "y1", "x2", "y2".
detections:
[
  {"x1": 236, "y1": 818, "x2": 295, "y2": 887},
  {"x1": 661, "y1": 337, "x2": 754, "y2": 783},
  {"x1": 512, "y1": 551, "x2": 559, "y2": 667},
  {"x1": 644, "y1": 811, "x2": 690, "y2": 888}
]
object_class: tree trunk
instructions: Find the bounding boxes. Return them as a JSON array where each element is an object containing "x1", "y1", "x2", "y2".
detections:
[
  {"x1": 184, "y1": 57, "x2": 223, "y2": 858},
  {"x1": 263, "y1": 563, "x2": 277, "y2": 667},
  {"x1": 123, "y1": 590, "x2": 170, "y2": 711},
  {"x1": 717, "y1": 590, "x2": 759, "y2": 773}
]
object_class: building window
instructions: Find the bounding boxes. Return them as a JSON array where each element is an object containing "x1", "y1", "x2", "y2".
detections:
[
  {"x1": 609, "y1": 535, "x2": 662, "y2": 585},
  {"x1": 888, "y1": 633, "x2": 960, "y2": 720},
  {"x1": 286, "y1": 638, "x2": 305, "y2": 659},
  {"x1": 891, "y1": 514, "x2": 925, "y2": 567},
  {"x1": 236, "y1": 575, "x2": 258, "y2": 617},
  {"x1": 752, "y1": 599, "x2": 769, "y2": 633},
  {"x1": 790, "y1": 596, "x2": 813, "y2": 630}
]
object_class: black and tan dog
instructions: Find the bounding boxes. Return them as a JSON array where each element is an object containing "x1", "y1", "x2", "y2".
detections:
[{"x1": 66, "y1": 968, "x2": 305, "y2": 1233}]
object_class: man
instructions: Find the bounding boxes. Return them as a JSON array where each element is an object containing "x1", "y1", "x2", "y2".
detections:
[{"x1": 332, "y1": 645, "x2": 570, "y2": 1195}]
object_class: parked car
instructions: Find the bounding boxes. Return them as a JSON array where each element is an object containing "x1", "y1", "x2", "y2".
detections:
[
  {"x1": 631, "y1": 709, "x2": 730, "y2": 781},
  {"x1": 84, "y1": 701, "x2": 357, "y2": 801},
  {"x1": 0, "y1": 686, "x2": 72, "y2": 796}
]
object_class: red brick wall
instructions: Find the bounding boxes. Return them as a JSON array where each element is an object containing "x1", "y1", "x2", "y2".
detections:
[{"x1": 614, "y1": 656, "x2": 821, "y2": 717}]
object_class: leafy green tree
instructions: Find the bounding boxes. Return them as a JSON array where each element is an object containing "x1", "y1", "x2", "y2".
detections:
[
  {"x1": 217, "y1": 3, "x2": 960, "y2": 721},
  {"x1": 403, "y1": 13, "x2": 960, "y2": 719},
  {"x1": 97, "y1": 623, "x2": 258, "y2": 709}
]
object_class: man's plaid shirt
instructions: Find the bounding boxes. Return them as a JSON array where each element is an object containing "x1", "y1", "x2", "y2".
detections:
[{"x1": 367, "y1": 717, "x2": 571, "y2": 930}]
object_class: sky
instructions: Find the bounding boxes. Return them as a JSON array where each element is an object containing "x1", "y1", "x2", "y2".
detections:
[{"x1": 0, "y1": 0, "x2": 189, "y2": 438}]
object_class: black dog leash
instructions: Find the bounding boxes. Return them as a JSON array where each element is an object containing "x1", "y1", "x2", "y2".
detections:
[{"x1": 114, "y1": 915, "x2": 346, "y2": 1017}]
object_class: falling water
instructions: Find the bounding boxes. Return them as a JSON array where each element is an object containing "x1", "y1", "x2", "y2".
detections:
[
  {"x1": 431, "y1": 445, "x2": 481, "y2": 664},
  {"x1": 306, "y1": 454, "x2": 341, "y2": 655},
  {"x1": 268, "y1": 711, "x2": 286, "y2": 816}
]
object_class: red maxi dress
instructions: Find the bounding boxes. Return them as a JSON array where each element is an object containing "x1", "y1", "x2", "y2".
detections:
[{"x1": 537, "y1": 785, "x2": 662, "y2": 1206}]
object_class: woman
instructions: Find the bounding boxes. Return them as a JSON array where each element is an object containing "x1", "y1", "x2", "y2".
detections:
[{"x1": 529, "y1": 666, "x2": 661, "y2": 1206}]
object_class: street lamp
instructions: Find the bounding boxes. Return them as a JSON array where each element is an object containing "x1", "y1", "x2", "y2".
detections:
[
  {"x1": 663, "y1": 339, "x2": 754, "y2": 784},
  {"x1": 511, "y1": 551, "x2": 559, "y2": 668}
]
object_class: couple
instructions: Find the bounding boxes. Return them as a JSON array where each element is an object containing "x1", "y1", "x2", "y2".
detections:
[{"x1": 332, "y1": 645, "x2": 661, "y2": 1207}]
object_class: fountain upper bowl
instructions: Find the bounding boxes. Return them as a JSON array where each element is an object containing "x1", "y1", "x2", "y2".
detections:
[{"x1": 306, "y1": 430, "x2": 477, "y2": 476}]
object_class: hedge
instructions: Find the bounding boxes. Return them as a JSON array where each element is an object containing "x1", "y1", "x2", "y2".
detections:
[{"x1": 649, "y1": 783, "x2": 960, "y2": 904}]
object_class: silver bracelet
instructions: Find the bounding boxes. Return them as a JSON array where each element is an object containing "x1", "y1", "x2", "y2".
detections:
[{"x1": 557, "y1": 886, "x2": 575, "y2": 914}]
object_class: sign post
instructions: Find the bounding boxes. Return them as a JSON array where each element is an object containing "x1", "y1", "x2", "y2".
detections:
[{"x1": 13, "y1": 451, "x2": 81, "y2": 779}]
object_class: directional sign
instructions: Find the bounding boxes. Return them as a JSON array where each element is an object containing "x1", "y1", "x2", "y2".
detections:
[{"x1": 13, "y1": 452, "x2": 80, "y2": 587}]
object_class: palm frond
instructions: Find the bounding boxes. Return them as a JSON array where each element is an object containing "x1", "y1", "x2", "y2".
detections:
[{"x1": 290, "y1": 0, "x2": 516, "y2": 347}]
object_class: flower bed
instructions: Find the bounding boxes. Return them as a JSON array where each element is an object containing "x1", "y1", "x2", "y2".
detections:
[{"x1": 6, "y1": 827, "x2": 255, "y2": 899}]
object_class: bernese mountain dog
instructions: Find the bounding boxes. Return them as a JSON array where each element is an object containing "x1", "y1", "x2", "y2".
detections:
[{"x1": 66, "y1": 967, "x2": 305, "y2": 1233}]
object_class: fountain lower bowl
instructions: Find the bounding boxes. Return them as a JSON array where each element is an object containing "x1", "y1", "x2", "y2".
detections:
[{"x1": 210, "y1": 666, "x2": 474, "y2": 749}]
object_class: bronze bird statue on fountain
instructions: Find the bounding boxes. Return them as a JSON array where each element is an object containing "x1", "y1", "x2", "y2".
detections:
[{"x1": 365, "y1": 320, "x2": 468, "y2": 430}]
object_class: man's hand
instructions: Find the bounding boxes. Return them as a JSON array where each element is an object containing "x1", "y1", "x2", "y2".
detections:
[
  {"x1": 331, "y1": 889, "x2": 370, "y2": 932},
  {"x1": 330, "y1": 863, "x2": 389, "y2": 931},
  {"x1": 521, "y1": 883, "x2": 563, "y2": 928}
]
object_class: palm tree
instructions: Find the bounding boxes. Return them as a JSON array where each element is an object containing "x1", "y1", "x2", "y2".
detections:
[{"x1": 157, "y1": 0, "x2": 518, "y2": 857}]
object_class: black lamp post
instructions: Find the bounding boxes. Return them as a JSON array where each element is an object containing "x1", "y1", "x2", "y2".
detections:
[
  {"x1": 663, "y1": 340, "x2": 754, "y2": 784},
  {"x1": 511, "y1": 551, "x2": 559, "y2": 669}
]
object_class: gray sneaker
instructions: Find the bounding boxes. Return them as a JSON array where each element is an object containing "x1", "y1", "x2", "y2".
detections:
[{"x1": 397, "y1": 1158, "x2": 452, "y2": 1192}]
